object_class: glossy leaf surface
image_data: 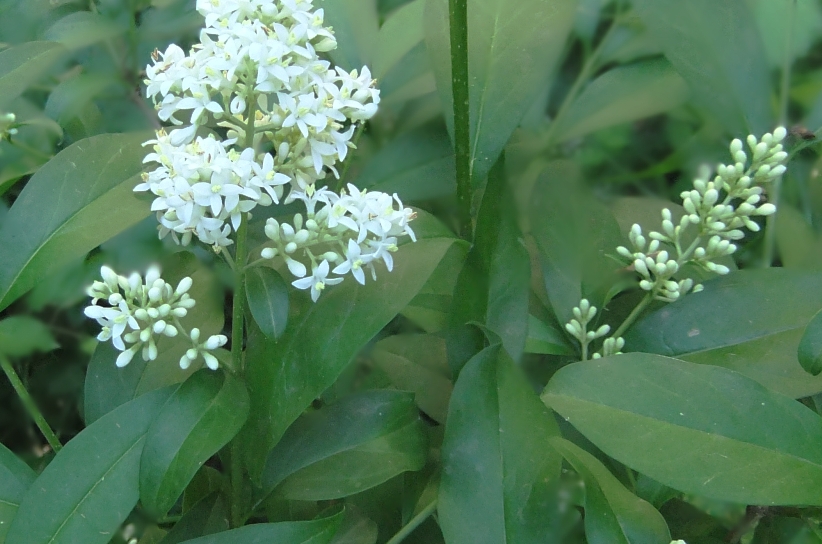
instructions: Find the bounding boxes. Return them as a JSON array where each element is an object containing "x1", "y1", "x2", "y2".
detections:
[
  {"x1": 243, "y1": 237, "x2": 456, "y2": 479},
  {"x1": 177, "y1": 513, "x2": 342, "y2": 544},
  {"x1": 632, "y1": 0, "x2": 771, "y2": 134},
  {"x1": 261, "y1": 390, "x2": 426, "y2": 501},
  {"x1": 6, "y1": 388, "x2": 174, "y2": 544},
  {"x1": 425, "y1": 0, "x2": 577, "y2": 184},
  {"x1": 246, "y1": 266, "x2": 289, "y2": 340},
  {"x1": 556, "y1": 58, "x2": 689, "y2": 142},
  {"x1": 550, "y1": 437, "x2": 670, "y2": 544},
  {"x1": 543, "y1": 354, "x2": 822, "y2": 505},
  {"x1": 625, "y1": 269, "x2": 822, "y2": 397},
  {"x1": 800, "y1": 308, "x2": 822, "y2": 376},
  {"x1": 438, "y1": 345, "x2": 564, "y2": 543},
  {"x1": 0, "y1": 132, "x2": 151, "y2": 312},
  {"x1": 141, "y1": 370, "x2": 250, "y2": 518},
  {"x1": 0, "y1": 444, "x2": 36, "y2": 543},
  {"x1": 0, "y1": 41, "x2": 64, "y2": 109}
]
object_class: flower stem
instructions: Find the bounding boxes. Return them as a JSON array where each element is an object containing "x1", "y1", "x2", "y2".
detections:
[
  {"x1": 229, "y1": 86, "x2": 257, "y2": 529},
  {"x1": 385, "y1": 499, "x2": 438, "y2": 544},
  {"x1": 762, "y1": 0, "x2": 795, "y2": 268},
  {"x1": 612, "y1": 292, "x2": 653, "y2": 340},
  {"x1": 449, "y1": 0, "x2": 472, "y2": 239},
  {"x1": 0, "y1": 354, "x2": 62, "y2": 452}
]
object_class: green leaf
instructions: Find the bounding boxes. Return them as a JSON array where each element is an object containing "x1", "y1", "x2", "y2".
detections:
[
  {"x1": 243, "y1": 237, "x2": 456, "y2": 479},
  {"x1": 0, "y1": 41, "x2": 65, "y2": 109},
  {"x1": 261, "y1": 390, "x2": 426, "y2": 501},
  {"x1": 425, "y1": 0, "x2": 577, "y2": 185},
  {"x1": 751, "y1": 0, "x2": 822, "y2": 66},
  {"x1": 159, "y1": 493, "x2": 229, "y2": 544},
  {"x1": 549, "y1": 437, "x2": 671, "y2": 544},
  {"x1": 529, "y1": 160, "x2": 623, "y2": 325},
  {"x1": 799, "y1": 308, "x2": 822, "y2": 376},
  {"x1": 625, "y1": 269, "x2": 822, "y2": 398},
  {"x1": 141, "y1": 370, "x2": 249, "y2": 518},
  {"x1": 542, "y1": 353, "x2": 822, "y2": 505},
  {"x1": 316, "y1": 0, "x2": 378, "y2": 70},
  {"x1": 631, "y1": 0, "x2": 772, "y2": 135},
  {"x1": 374, "y1": 0, "x2": 425, "y2": 79},
  {"x1": 371, "y1": 333, "x2": 452, "y2": 423},
  {"x1": 328, "y1": 507, "x2": 378, "y2": 544},
  {"x1": 356, "y1": 124, "x2": 455, "y2": 201},
  {"x1": 555, "y1": 58, "x2": 690, "y2": 142},
  {"x1": 449, "y1": 154, "x2": 530, "y2": 363},
  {"x1": 0, "y1": 443, "x2": 36, "y2": 543},
  {"x1": 0, "y1": 132, "x2": 152, "y2": 312},
  {"x1": 176, "y1": 513, "x2": 343, "y2": 544},
  {"x1": 246, "y1": 266, "x2": 289, "y2": 340},
  {"x1": 524, "y1": 315, "x2": 575, "y2": 356},
  {"x1": 5, "y1": 387, "x2": 174, "y2": 544},
  {"x1": 438, "y1": 345, "x2": 564, "y2": 544},
  {"x1": 0, "y1": 316, "x2": 58, "y2": 358},
  {"x1": 83, "y1": 252, "x2": 225, "y2": 424},
  {"x1": 43, "y1": 11, "x2": 128, "y2": 50},
  {"x1": 45, "y1": 73, "x2": 120, "y2": 127}
]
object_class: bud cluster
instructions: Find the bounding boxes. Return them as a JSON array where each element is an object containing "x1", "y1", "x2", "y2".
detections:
[
  {"x1": 85, "y1": 266, "x2": 227, "y2": 369},
  {"x1": 564, "y1": 299, "x2": 624, "y2": 360},
  {"x1": 0, "y1": 112, "x2": 17, "y2": 141},
  {"x1": 616, "y1": 127, "x2": 788, "y2": 303},
  {"x1": 137, "y1": 0, "x2": 381, "y2": 248},
  {"x1": 261, "y1": 184, "x2": 417, "y2": 301}
]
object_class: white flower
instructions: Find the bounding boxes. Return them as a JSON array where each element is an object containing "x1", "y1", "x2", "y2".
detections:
[
  {"x1": 292, "y1": 260, "x2": 342, "y2": 301},
  {"x1": 333, "y1": 239, "x2": 371, "y2": 284}
]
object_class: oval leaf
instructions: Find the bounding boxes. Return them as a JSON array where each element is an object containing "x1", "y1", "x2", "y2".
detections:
[
  {"x1": 0, "y1": 443, "x2": 36, "y2": 542},
  {"x1": 316, "y1": 0, "x2": 378, "y2": 70},
  {"x1": 177, "y1": 513, "x2": 343, "y2": 544},
  {"x1": 0, "y1": 41, "x2": 65, "y2": 109},
  {"x1": 0, "y1": 132, "x2": 152, "y2": 312},
  {"x1": 799, "y1": 308, "x2": 822, "y2": 376},
  {"x1": 141, "y1": 370, "x2": 250, "y2": 518},
  {"x1": 556, "y1": 57, "x2": 690, "y2": 142},
  {"x1": 438, "y1": 345, "x2": 564, "y2": 544},
  {"x1": 158, "y1": 493, "x2": 229, "y2": 544},
  {"x1": 243, "y1": 236, "x2": 457, "y2": 479},
  {"x1": 625, "y1": 269, "x2": 822, "y2": 398},
  {"x1": 5, "y1": 387, "x2": 174, "y2": 544},
  {"x1": 631, "y1": 0, "x2": 771, "y2": 135},
  {"x1": 44, "y1": 12, "x2": 128, "y2": 51},
  {"x1": 246, "y1": 266, "x2": 289, "y2": 340},
  {"x1": 371, "y1": 333, "x2": 453, "y2": 423},
  {"x1": 542, "y1": 354, "x2": 822, "y2": 505},
  {"x1": 261, "y1": 390, "x2": 426, "y2": 501},
  {"x1": 425, "y1": 0, "x2": 576, "y2": 184},
  {"x1": 374, "y1": 0, "x2": 425, "y2": 79},
  {"x1": 0, "y1": 316, "x2": 58, "y2": 358},
  {"x1": 549, "y1": 437, "x2": 671, "y2": 544}
]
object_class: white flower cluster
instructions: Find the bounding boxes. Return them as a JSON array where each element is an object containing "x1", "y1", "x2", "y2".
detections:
[
  {"x1": 564, "y1": 299, "x2": 624, "y2": 360},
  {"x1": 616, "y1": 126, "x2": 788, "y2": 303},
  {"x1": 137, "y1": 0, "x2": 380, "y2": 248},
  {"x1": 85, "y1": 266, "x2": 227, "y2": 370},
  {"x1": 261, "y1": 184, "x2": 417, "y2": 301}
]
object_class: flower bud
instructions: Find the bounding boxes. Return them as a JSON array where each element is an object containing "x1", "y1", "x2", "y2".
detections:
[
  {"x1": 175, "y1": 277, "x2": 193, "y2": 296},
  {"x1": 261, "y1": 247, "x2": 277, "y2": 259}
]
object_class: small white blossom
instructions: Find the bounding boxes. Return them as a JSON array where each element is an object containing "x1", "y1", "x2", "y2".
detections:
[{"x1": 292, "y1": 259, "x2": 342, "y2": 301}]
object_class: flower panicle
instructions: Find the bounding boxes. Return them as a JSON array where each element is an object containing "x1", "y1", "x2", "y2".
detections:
[
  {"x1": 615, "y1": 126, "x2": 788, "y2": 303},
  {"x1": 261, "y1": 183, "x2": 417, "y2": 301}
]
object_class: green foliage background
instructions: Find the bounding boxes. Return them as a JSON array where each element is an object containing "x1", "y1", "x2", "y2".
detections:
[{"x1": 1, "y1": 0, "x2": 822, "y2": 543}]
